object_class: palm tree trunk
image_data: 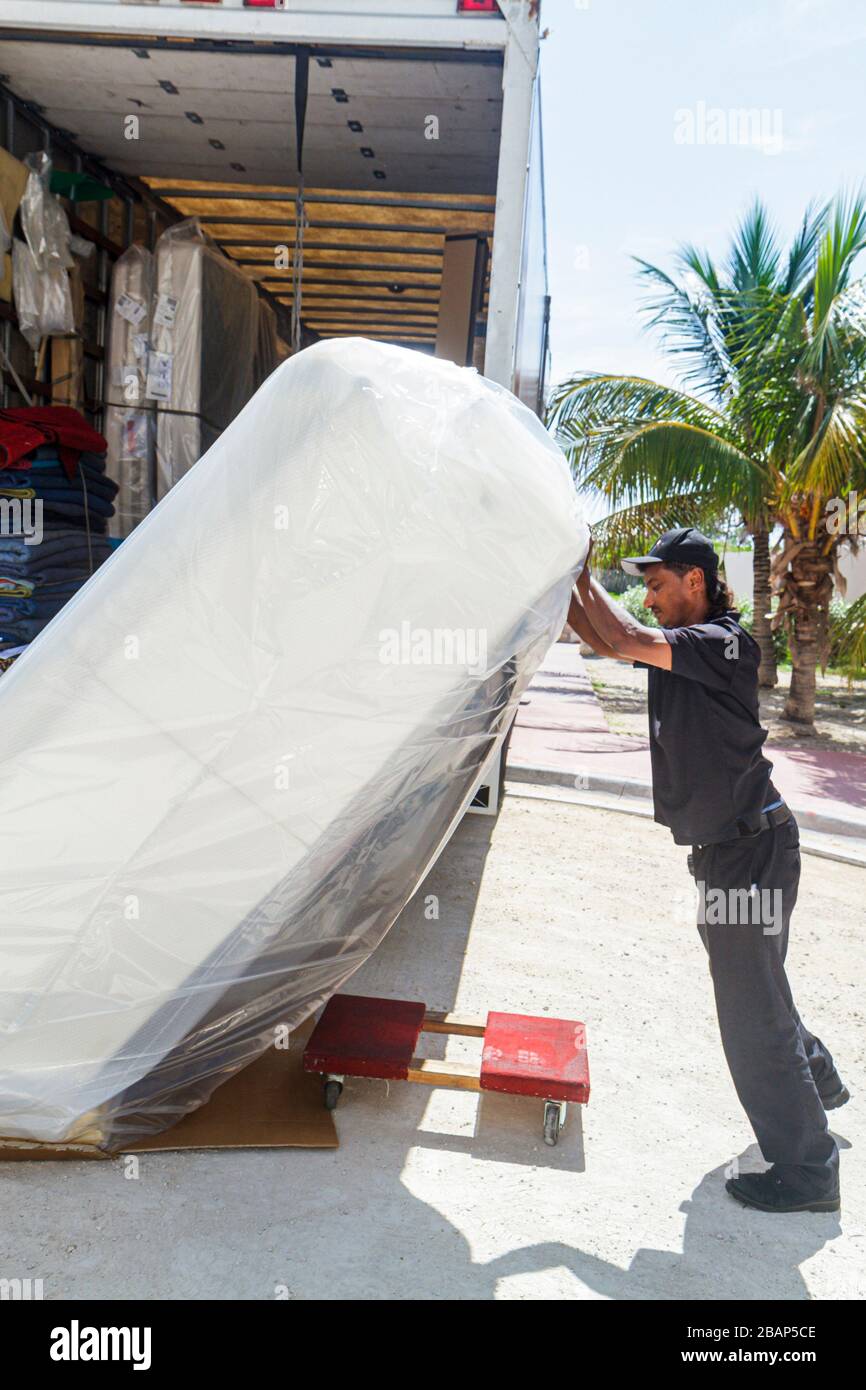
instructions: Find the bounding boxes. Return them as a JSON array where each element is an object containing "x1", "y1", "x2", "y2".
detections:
[
  {"x1": 776, "y1": 531, "x2": 834, "y2": 726},
  {"x1": 750, "y1": 527, "x2": 777, "y2": 688},
  {"x1": 786, "y1": 609, "x2": 819, "y2": 725}
]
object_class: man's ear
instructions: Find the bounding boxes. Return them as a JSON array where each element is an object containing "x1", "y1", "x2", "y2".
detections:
[{"x1": 688, "y1": 565, "x2": 704, "y2": 594}]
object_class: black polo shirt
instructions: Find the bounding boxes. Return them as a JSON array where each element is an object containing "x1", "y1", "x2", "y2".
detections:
[{"x1": 635, "y1": 610, "x2": 779, "y2": 846}]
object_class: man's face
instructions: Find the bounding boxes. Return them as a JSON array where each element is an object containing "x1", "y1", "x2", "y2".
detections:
[{"x1": 642, "y1": 564, "x2": 703, "y2": 627}]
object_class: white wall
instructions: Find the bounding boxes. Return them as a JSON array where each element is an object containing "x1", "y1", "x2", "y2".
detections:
[{"x1": 723, "y1": 545, "x2": 866, "y2": 607}]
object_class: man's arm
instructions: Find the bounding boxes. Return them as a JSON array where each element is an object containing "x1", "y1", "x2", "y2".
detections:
[
  {"x1": 566, "y1": 586, "x2": 628, "y2": 662},
  {"x1": 572, "y1": 542, "x2": 672, "y2": 669},
  {"x1": 578, "y1": 574, "x2": 672, "y2": 670}
]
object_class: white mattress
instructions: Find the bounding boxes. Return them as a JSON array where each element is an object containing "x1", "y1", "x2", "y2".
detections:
[{"x1": 0, "y1": 338, "x2": 588, "y2": 1147}]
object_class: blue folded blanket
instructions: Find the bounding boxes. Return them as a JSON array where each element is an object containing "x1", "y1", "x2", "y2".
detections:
[
  {"x1": 0, "y1": 596, "x2": 72, "y2": 621},
  {"x1": 0, "y1": 469, "x2": 118, "y2": 503},
  {"x1": 0, "y1": 485, "x2": 116, "y2": 517}
]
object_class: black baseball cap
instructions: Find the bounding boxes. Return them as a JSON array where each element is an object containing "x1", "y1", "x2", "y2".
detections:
[{"x1": 620, "y1": 527, "x2": 719, "y2": 578}]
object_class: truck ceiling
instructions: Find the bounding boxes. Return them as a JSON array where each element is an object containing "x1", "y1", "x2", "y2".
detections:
[{"x1": 0, "y1": 30, "x2": 503, "y2": 346}]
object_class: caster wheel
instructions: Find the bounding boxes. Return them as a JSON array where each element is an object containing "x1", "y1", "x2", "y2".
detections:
[
  {"x1": 543, "y1": 1101, "x2": 561, "y2": 1147},
  {"x1": 323, "y1": 1079, "x2": 343, "y2": 1111}
]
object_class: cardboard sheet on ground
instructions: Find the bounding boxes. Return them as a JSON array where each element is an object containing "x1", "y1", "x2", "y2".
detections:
[
  {"x1": 0, "y1": 337, "x2": 588, "y2": 1151},
  {"x1": 0, "y1": 1021, "x2": 336, "y2": 1160}
]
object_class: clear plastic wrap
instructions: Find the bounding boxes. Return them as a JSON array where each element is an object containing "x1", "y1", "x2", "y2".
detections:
[
  {"x1": 12, "y1": 152, "x2": 76, "y2": 349},
  {"x1": 151, "y1": 219, "x2": 264, "y2": 500},
  {"x1": 104, "y1": 244, "x2": 156, "y2": 537},
  {"x1": 12, "y1": 238, "x2": 74, "y2": 349},
  {"x1": 0, "y1": 338, "x2": 588, "y2": 1150},
  {"x1": 20, "y1": 152, "x2": 74, "y2": 271}
]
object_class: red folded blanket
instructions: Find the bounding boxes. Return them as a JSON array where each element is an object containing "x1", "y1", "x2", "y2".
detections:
[{"x1": 0, "y1": 407, "x2": 108, "y2": 480}]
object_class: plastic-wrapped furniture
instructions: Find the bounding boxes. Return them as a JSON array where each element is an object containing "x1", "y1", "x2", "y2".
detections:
[
  {"x1": 0, "y1": 338, "x2": 588, "y2": 1149},
  {"x1": 104, "y1": 244, "x2": 156, "y2": 537},
  {"x1": 151, "y1": 219, "x2": 263, "y2": 500}
]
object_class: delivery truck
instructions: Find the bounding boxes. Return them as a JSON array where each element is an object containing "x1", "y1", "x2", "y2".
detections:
[
  {"x1": 0, "y1": 0, "x2": 552, "y2": 813},
  {"x1": 0, "y1": 0, "x2": 551, "y2": 420}
]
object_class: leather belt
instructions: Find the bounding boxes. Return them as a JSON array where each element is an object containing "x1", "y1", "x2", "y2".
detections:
[{"x1": 736, "y1": 802, "x2": 792, "y2": 838}]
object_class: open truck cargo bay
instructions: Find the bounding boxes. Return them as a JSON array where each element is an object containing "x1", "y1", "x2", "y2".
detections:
[
  {"x1": 0, "y1": 0, "x2": 550, "y2": 414},
  {"x1": 0, "y1": 2, "x2": 565, "y2": 1150}
]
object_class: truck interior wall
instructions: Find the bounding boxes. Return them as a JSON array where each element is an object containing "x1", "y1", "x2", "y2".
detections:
[{"x1": 0, "y1": 89, "x2": 176, "y2": 428}]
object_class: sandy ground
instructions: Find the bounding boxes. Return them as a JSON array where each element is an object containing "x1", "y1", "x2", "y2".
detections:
[
  {"x1": 1, "y1": 795, "x2": 863, "y2": 1301},
  {"x1": 586, "y1": 653, "x2": 866, "y2": 754}
]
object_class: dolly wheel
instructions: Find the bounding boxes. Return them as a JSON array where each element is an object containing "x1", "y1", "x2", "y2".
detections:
[
  {"x1": 543, "y1": 1101, "x2": 561, "y2": 1147},
  {"x1": 323, "y1": 1079, "x2": 343, "y2": 1111}
]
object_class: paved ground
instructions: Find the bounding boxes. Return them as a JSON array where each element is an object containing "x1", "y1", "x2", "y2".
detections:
[
  {"x1": 2, "y1": 795, "x2": 862, "y2": 1301},
  {"x1": 510, "y1": 644, "x2": 866, "y2": 830}
]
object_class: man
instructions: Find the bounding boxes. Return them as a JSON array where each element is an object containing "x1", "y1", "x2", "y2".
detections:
[{"x1": 568, "y1": 526, "x2": 847, "y2": 1213}]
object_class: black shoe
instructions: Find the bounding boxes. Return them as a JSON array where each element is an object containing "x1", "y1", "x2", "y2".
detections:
[
  {"x1": 820, "y1": 1079, "x2": 851, "y2": 1111},
  {"x1": 726, "y1": 1166, "x2": 840, "y2": 1214}
]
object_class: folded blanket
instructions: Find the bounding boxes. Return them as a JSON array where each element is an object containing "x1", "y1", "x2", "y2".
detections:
[
  {"x1": 0, "y1": 617, "x2": 51, "y2": 643},
  {"x1": 37, "y1": 504, "x2": 110, "y2": 532},
  {"x1": 0, "y1": 468, "x2": 118, "y2": 503},
  {"x1": 0, "y1": 562, "x2": 105, "y2": 584},
  {"x1": 0, "y1": 524, "x2": 113, "y2": 556},
  {"x1": 30, "y1": 446, "x2": 109, "y2": 475},
  {"x1": 0, "y1": 406, "x2": 107, "y2": 477},
  {"x1": 0, "y1": 596, "x2": 72, "y2": 621},
  {"x1": 0, "y1": 487, "x2": 116, "y2": 518}
]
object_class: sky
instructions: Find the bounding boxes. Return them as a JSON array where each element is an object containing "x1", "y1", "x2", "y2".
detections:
[{"x1": 539, "y1": 0, "x2": 866, "y2": 396}]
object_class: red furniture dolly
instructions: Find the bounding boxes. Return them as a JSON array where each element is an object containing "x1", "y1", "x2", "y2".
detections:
[{"x1": 303, "y1": 994, "x2": 590, "y2": 1146}]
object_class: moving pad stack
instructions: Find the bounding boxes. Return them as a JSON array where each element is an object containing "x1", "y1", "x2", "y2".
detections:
[{"x1": 0, "y1": 406, "x2": 116, "y2": 661}]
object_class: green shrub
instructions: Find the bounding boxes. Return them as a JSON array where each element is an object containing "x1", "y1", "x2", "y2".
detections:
[
  {"x1": 616, "y1": 583, "x2": 658, "y2": 627},
  {"x1": 733, "y1": 597, "x2": 789, "y2": 665}
]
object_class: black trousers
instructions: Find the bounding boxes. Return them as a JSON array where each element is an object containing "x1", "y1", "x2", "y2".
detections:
[{"x1": 689, "y1": 816, "x2": 840, "y2": 1194}]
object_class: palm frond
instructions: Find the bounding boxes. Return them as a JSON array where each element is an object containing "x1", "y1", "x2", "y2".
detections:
[
  {"x1": 782, "y1": 200, "x2": 829, "y2": 296},
  {"x1": 831, "y1": 591, "x2": 866, "y2": 674},
  {"x1": 633, "y1": 258, "x2": 734, "y2": 399},
  {"x1": 727, "y1": 200, "x2": 782, "y2": 291},
  {"x1": 589, "y1": 492, "x2": 727, "y2": 569},
  {"x1": 808, "y1": 189, "x2": 866, "y2": 376},
  {"x1": 786, "y1": 391, "x2": 866, "y2": 498},
  {"x1": 547, "y1": 373, "x2": 730, "y2": 436}
]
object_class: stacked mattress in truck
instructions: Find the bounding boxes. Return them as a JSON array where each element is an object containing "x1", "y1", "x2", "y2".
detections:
[
  {"x1": 104, "y1": 221, "x2": 280, "y2": 537},
  {"x1": 104, "y1": 244, "x2": 156, "y2": 538},
  {"x1": 151, "y1": 219, "x2": 265, "y2": 501}
]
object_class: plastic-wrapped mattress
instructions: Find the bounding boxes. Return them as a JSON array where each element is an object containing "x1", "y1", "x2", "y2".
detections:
[
  {"x1": 0, "y1": 338, "x2": 588, "y2": 1149},
  {"x1": 104, "y1": 244, "x2": 156, "y2": 537},
  {"x1": 152, "y1": 220, "x2": 263, "y2": 501}
]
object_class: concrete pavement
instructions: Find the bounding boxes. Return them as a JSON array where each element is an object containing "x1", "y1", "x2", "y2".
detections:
[
  {"x1": 508, "y1": 644, "x2": 866, "y2": 844},
  {"x1": 2, "y1": 796, "x2": 861, "y2": 1300}
]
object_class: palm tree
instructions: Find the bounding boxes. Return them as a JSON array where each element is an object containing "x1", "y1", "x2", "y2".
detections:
[
  {"x1": 739, "y1": 195, "x2": 866, "y2": 721},
  {"x1": 549, "y1": 201, "x2": 830, "y2": 692},
  {"x1": 550, "y1": 196, "x2": 866, "y2": 722}
]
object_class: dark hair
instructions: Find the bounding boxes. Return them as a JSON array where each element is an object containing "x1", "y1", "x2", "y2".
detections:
[{"x1": 662, "y1": 561, "x2": 734, "y2": 619}]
